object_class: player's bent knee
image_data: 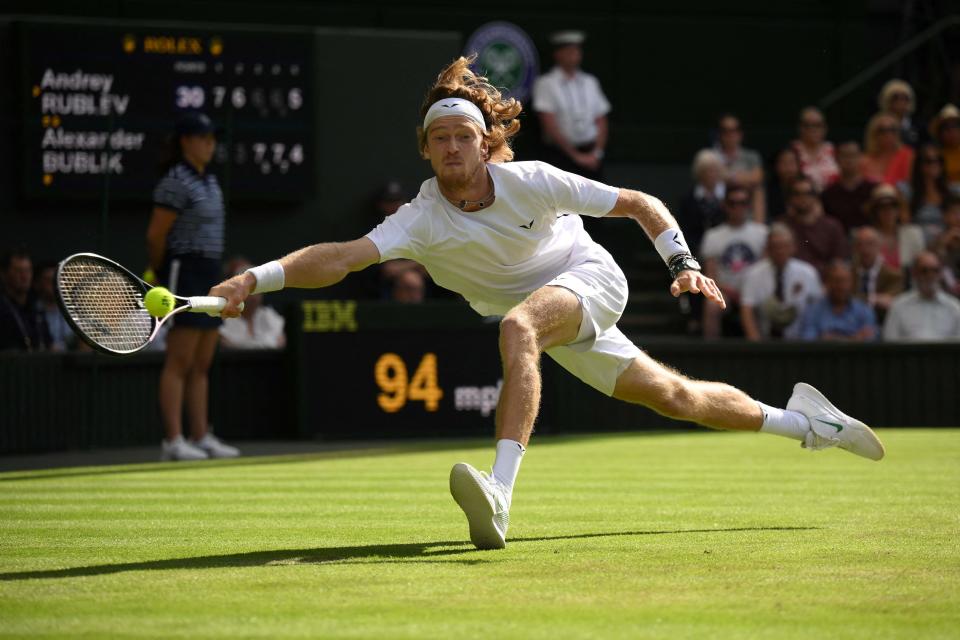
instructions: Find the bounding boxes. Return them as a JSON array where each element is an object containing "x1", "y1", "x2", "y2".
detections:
[{"x1": 499, "y1": 313, "x2": 538, "y2": 354}]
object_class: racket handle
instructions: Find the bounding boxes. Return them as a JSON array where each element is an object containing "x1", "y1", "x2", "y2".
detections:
[{"x1": 187, "y1": 296, "x2": 245, "y2": 316}]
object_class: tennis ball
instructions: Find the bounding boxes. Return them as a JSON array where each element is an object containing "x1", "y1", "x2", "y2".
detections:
[{"x1": 144, "y1": 286, "x2": 175, "y2": 317}]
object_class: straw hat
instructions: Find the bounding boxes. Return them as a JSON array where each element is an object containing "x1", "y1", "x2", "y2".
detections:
[{"x1": 929, "y1": 103, "x2": 960, "y2": 138}]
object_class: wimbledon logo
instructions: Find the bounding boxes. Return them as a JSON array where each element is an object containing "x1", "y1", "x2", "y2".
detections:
[{"x1": 464, "y1": 22, "x2": 540, "y2": 103}]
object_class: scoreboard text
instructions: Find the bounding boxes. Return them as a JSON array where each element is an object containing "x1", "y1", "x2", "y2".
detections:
[{"x1": 18, "y1": 20, "x2": 314, "y2": 200}]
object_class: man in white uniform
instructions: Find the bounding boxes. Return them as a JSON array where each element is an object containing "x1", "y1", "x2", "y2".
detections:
[
  {"x1": 211, "y1": 58, "x2": 885, "y2": 551},
  {"x1": 532, "y1": 31, "x2": 610, "y2": 180}
]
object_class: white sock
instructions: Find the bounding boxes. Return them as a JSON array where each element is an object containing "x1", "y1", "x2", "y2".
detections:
[
  {"x1": 757, "y1": 402, "x2": 810, "y2": 442},
  {"x1": 492, "y1": 439, "x2": 525, "y2": 496}
]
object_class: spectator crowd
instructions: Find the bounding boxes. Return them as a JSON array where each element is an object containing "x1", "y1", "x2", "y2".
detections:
[{"x1": 679, "y1": 81, "x2": 960, "y2": 342}]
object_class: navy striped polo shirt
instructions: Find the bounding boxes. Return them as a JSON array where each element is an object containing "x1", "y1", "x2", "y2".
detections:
[{"x1": 152, "y1": 162, "x2": 225, "y2": 259}]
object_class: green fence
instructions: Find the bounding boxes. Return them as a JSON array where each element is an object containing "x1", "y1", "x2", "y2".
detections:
[
  {"x1": 0, "y1": 348, "x2": 295, "y2": 454},
  {"x1": 2, "y1": 301, "x2": 956, "y2": 455}
]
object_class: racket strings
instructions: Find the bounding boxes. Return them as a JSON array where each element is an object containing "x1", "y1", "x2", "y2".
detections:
[{"x1": 58, "y1": 257, "x2": 154, "y2": 352}]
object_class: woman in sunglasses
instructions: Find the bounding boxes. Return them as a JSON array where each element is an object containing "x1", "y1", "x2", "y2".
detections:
[
  {"x1": 900, "y1": 143, "x2": 959, "y2": 243},
  {"x1": 861, "y1": 112, "x2": 915, "y2": 186}
]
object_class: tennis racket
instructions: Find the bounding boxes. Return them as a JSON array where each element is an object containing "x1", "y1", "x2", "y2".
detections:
[{"x1": 55, "y1": 252, "x2": 242, "y2": 356}]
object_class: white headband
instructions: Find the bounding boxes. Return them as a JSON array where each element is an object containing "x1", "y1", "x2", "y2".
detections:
[{"x1": 423, "y1": 98, "x2": 487, "y2": 131}]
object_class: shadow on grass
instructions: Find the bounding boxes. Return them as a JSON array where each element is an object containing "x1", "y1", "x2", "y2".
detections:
[
  {"x1": 0, "y1": 432, "x2": 705, "y2": 481},
  {"x1": 0, "y1": 442, "x2": 486, "y2": 483},
  {"x1": 0, "y1": 526, "x2": 817, "y2": 581}
]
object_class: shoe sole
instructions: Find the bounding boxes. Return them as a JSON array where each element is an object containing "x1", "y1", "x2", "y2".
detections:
[
  {"x1": 449, "y1": 463, "x2": 506, "y2": 550},
  {"x1": 792, "y1": 382, "x2": 885, "y2": 461}
]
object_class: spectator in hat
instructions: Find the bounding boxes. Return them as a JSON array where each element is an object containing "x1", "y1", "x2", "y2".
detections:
[
  {"x1": 866, "y1": 183, "x2": 925, "y2": 273},
  {"x1": 532, "y1": 30, "x2": 610, "y2": 180},
  {"x1": 148, "y1": 111, "x2": 240, "y2": 461},
  {"x1": 714, "y1": 113, "x2": 766, "y2": 221},
  {"x1": 861, "y1": 112, "x2": 915, "y2": 186},
  {"x1": 883, "y1": 251, "x2": 960, "y2": 341},
  {"x1": 930, "y1": 104, "x2": 960, "y2": 186},
  {"x1": 851, "y1": 226, "x2": 903, "y2": 325},
  {"x1": 792, "y1": 107, "x2": 839, "y2": 191},
  {"x1": 798, "y1": 260, "x2": 877, "y2": 342},
  {"x1": 780, "y1": 175, "x2": 849, "y2": 277},
  {"x1": 822, "y1": 140, "x2": 878, "y2": 233},
  {"x1": 878, "y1": 79, "x2": 918, "y2": 147}
]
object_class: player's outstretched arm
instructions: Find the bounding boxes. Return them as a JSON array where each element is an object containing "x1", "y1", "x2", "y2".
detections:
[
  {"x1": 210, "y1": 238, "x2": 380, "y2": 318},
  {"x1": 278, "y1": 238, "x2": 380, "y2": 288},
  {"x1": 605, "y1": 188, "x2": 678, "y2": 239},
  {"x1": 606, "y1": 188, "x2": 725, "y2": 309}
]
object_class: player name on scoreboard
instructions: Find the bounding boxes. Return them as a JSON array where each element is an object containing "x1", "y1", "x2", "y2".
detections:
[
  {"x1": 36, "y1": 70, "x2": 138, "y2": 178},
  {"x1": 19, "y1": 19, "x2": 314, "y2": 200}
]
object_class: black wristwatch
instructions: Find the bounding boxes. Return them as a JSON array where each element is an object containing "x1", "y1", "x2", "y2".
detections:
[{"x1": 667, "y1": 253, "x2": 702, "y2": 280}]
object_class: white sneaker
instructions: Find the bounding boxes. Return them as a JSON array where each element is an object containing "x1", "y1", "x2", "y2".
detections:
[
  {"x1": 449, "y1": 462, "x2": 510, "y2": 550},
  {"x1": 192, "y1": 433, "x2": 241, "y2": 458},
  {"x1": 161, "y1": 435, "x2": 209, "y2": 461},
  {"x1": 786, "y1": 382, "x2": 885, "y2": 461}
]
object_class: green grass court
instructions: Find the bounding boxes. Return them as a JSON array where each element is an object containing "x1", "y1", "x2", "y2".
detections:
[{"x1": 1, "y1": 429, "x2": 958, "y2": 639}]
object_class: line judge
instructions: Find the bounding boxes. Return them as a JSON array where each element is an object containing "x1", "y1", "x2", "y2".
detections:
[{"x1": 531, "y1": 30, "x2": 610, "y2": 180}]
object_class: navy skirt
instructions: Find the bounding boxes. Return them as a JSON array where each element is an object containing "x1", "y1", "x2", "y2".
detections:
[{"x1": 159, "y1": 254, "x2": 223, "y2": 329}]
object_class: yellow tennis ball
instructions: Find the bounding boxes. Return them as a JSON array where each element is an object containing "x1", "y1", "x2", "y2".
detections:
[{"x1": 144, "y1": 286, "x2": 175, "y2": 317}]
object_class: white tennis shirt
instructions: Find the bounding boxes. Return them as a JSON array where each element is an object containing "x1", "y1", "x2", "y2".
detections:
[{"x1": 366, "y1": 161, "x2": 621, "y2": 316}]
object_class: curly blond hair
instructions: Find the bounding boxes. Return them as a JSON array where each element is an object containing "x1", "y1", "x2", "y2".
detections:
[{"x1": 417, "y1": 56, "x2": 522, "y2": 163}]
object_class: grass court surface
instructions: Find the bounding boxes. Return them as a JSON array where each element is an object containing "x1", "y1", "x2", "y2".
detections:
[{"x1": 1, "y1": 429, "x2": 957, "y2": 639}]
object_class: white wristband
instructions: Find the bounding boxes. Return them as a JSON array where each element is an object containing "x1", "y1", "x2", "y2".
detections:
[
  {"x1": 246, "y1": 260, "x2": 285, "y2": 294},
  {"x1": 653, "y1": 228, "x2": 691, "y2": 264}
]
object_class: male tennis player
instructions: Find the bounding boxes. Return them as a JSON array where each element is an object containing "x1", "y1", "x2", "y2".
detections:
[{"x1": 210, "y1": 57, "x2": 885, "y2": 550}]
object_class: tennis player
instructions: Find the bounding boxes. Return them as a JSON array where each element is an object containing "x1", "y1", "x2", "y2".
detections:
[{"x1": 210, "y1": 58, "x2": 885, "y2": 550}]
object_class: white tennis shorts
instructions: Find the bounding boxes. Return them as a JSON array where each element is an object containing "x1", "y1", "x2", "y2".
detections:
[{"x1": 544, "y1": 253, "x2": 641, "y2": 396}]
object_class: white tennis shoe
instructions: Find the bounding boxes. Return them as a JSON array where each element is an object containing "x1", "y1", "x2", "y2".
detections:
[
  {"x1": 193, "y1": 433, "x2": 240, "y2": 458},
  {"x1": 449, "y1": 462, "x2": 510, "y2": 550},
  {"x1": 786, "y1": 382, "x2": 885, "y2": 461},
  {"x1": 161, "y1": 435, "x2": 208, "y2": 461}
]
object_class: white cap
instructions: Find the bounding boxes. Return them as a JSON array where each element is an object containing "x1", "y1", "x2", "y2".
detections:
[
  {"x1": 550, "y1": 30, "x2": 585, "y2": 46},
  {"x1": 423, "y1": 98, "x2": 487, "y2": 131}
]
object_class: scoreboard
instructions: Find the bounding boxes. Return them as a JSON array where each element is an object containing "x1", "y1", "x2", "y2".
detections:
[{"x1": 17, "y1": 19, "x2": 314, "y2": 200}]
